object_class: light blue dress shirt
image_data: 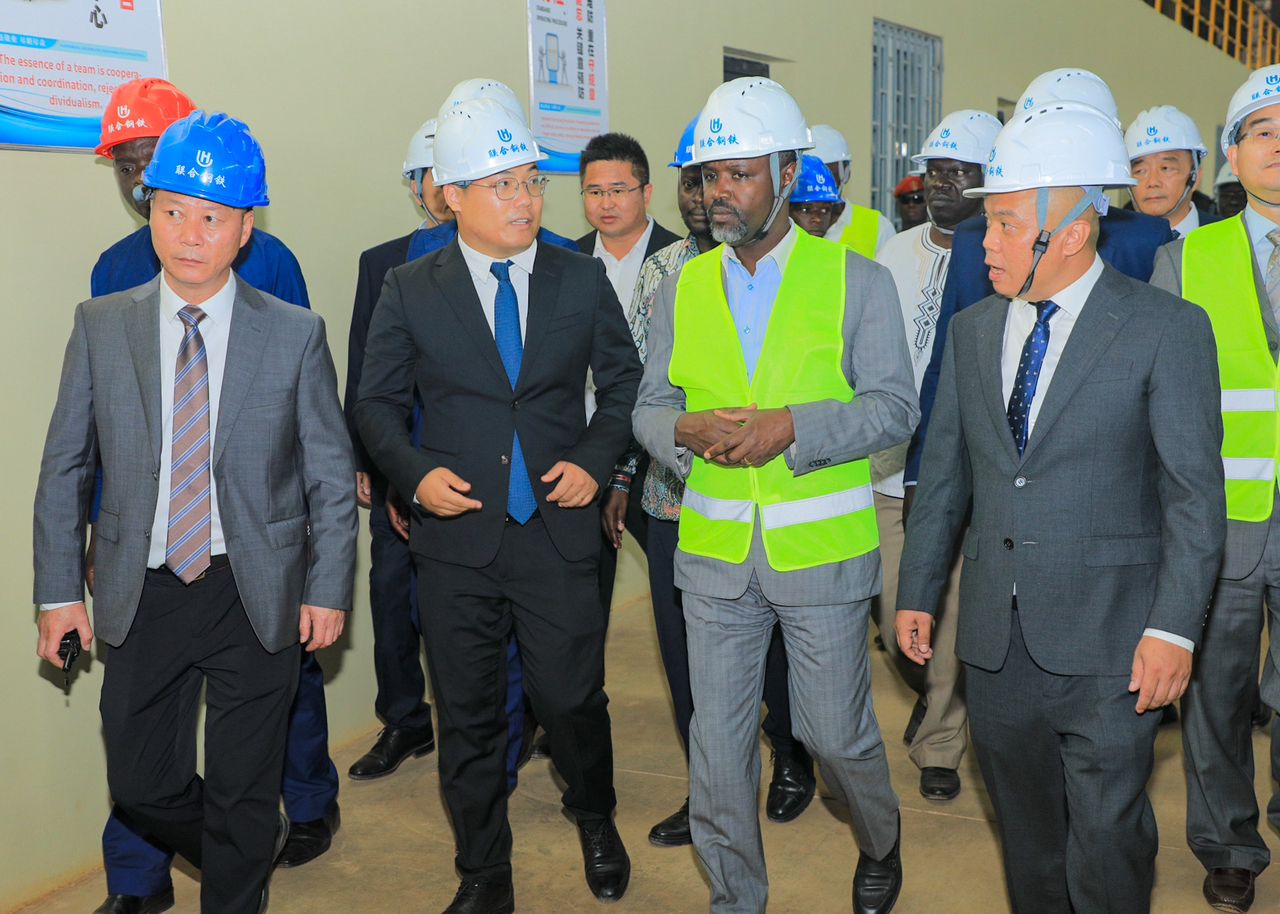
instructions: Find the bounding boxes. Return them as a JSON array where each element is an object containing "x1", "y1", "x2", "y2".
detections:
[{"x1": 722, "y1": 224, "x2": 798, "y2": 381}]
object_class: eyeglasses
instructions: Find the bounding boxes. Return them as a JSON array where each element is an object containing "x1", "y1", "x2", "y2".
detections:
[
  {"x1": 467, "y1": 175, "x2": 552, "y2": 200},
  {"x1": 899, "y1": 193, "x2": 925, "y2": 205},
  {"x1": 1238, "y1": 126, "x2": 1280, "y2": 145},
  {"x1": 581, "y1": 184, "x2": 643, "y2": 200}
]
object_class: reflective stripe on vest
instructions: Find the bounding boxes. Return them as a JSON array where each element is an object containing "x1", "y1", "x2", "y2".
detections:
[
  {"x1": 1182, "y1": 216, "x2": 1280, "y2": 522},
  {"x1": 839, "y1": 204, "x2": 880, "y2": 259},
  {"x1": 668, "y1": 230, "x2": 880, "y2": 571}
]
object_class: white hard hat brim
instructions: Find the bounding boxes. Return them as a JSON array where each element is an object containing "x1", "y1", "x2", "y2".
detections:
[
  {"x1": 433, "y1": 149, "x2": 550, "y2": 186},
  {"x1": 690, "y1": 142, "x2": 815, "y2": 166},
  {"x1": 962, "y1": 177, "x2": 1136, "y2": 198}
]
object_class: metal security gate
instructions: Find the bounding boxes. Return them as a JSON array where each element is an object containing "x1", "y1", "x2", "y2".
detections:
[{"x1": 871, "y1": 20, "x2": 943, "y2": 226}]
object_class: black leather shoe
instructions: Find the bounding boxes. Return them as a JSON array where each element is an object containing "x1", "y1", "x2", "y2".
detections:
[
  {"x1": 92, "y1": 890, "x2": 175, "y2": 914},
  {"x1": 853, "y1": 833, "x2": 902, "y2": 914},
  {"x1": 442, "y1": 879, "x2": 515, "y2": 914},
  {"x1": 530, "y1": 730, "x2": 552, "y2": 761},
  {"x1": 578, "y1": 817, "x2": 631, "y2": 902},
  {"x1": 766, "y1": 746, "x2": 816, "y2": 823},
  {"x1": 919, "y1": 767, "x2": 960, "y2": 801},
  {"x1": 902, "y1": 697, "x2": 928, "y2": 747},
  {"x1": 1204, "y1": 867, "x2": 1256, "y2": 913},
  {"x1": 648, "y1": 798, "x2": 692, "y2": 847},
  {"x1": 277, "y1": 804, "x2": 340, "y2": 868},
  {"x1": 347, "y1": 725, "x2": 435, "y2": 780}
]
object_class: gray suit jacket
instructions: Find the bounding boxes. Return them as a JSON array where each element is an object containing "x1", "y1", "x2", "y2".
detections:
[
  {"x1": 632, "y1": 245, "x2": 919, "y2": 606},
  {"x1": 1150, "y1": 220, "x2": 1276, "y2": 581},
  {"x1": 897, "y1": 263, "x2": 1225, "y2": 675},
  {"x1": 33, "y1": 275, "x2": 358, "y2": 653}
]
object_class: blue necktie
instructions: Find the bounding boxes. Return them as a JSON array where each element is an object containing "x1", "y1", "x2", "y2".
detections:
[
  {"x1": 1006, "y1": 300, "x2": 1059, "y2": 456},
  {"x1": 491, "y1": 260, "x2": 537, "y2": 523}
]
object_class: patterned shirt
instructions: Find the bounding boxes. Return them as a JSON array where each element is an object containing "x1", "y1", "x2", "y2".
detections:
[{"x1": 617, "y1": 235, "x2": 703, "y2": 521}]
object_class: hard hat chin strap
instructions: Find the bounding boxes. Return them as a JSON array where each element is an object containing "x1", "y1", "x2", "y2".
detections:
[
  {"x1": 412, "y1": 169, "x2": 442, "y2": 226},
  {"x1": 749, "y1": 151, "x2": 800, "y2": 244},
  {"x1": 1017, "y1": 185, "x2": 1105, "y2": 299},
  {"x1": 1245, "y1": 187, "x2": 1280, "y2": 210}
]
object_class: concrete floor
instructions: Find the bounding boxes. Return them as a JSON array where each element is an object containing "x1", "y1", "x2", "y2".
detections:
[{"x1": 18, "y1": 590, "x2": 1280, "y2": 914}]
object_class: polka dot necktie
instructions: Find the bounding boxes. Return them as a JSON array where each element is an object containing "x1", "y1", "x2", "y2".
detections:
[{"x1": 1006, "y1": 300, "x2": 1059, "y2": 457}]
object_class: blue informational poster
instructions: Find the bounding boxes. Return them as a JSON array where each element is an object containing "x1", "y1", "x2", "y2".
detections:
[
  {"x1": 0, "y1": 0, "x2": 167, "y2": 152},
  {"x1": 527, "y1": 0, "x2": 608, "y2": 175}
]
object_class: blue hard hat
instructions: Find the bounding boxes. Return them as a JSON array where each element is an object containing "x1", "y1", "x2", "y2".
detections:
[
  {"x1": 790, "y1": 154, "x2": 840, "y2": 203},
  {"x1": 142, "y1": 110, "x2": 270, "y2": 208},
  {"x1": 669, "y1": 115, "x2": 698, "y2": 168}
]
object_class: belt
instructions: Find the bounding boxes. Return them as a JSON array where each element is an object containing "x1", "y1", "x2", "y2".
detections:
[{"x1": 151, "y1": 553, "x2": 230, "y2": 582}]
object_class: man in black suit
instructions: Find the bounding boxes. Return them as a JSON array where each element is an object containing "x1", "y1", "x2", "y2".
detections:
[
  {"x1": 356, "y1": 99, "x2": 640, "y2": 914},
  {"x1": 575, "y1": 132, "x2": 680, "y2": 618},
  {"x1": 342, "y1": 117, "x2": 453, "y2": 783}
]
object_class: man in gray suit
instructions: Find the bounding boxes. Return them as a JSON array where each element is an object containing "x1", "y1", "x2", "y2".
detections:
[
  {"x1": 1147, "y1": 64, "x2": 1280, "y2": 914},
  {"x1": 897, "y1": 102, "x2": 1225, "y2": 914},
  {"x1": 33, "y1": 112, "x2": 357, "y2": 914},
  {"x1": 634, "y1": 78, "x2": 917, "y2": 914}
]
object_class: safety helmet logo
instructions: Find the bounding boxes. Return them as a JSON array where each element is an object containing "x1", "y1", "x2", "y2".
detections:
[
  {"x1": 195, "y1": 150, "x2": 214, "y2": 168},
  {"x1": 989, "y1": 147, "x2": 997, "y2": 162},
  {"x1": 1146, "y1": 126, "x2": 1158, "y2": 136},
  {"x1": 709, "y1": 118, "x2": 722, "y2": 134},
  {"x1": 1023, "y1": 96, "x2": 1035, "y2": 110},
  {"x1": 940, "y1": 128, "x2": 951, "y2": 139},
  {"x1": 496, "y1": 128, "x2": 513, "y2": 143},
  {"x1": 1269, "y1": 74, "x2": 1280, "y2": 86},
  {"x1": 117, "y1": 105, "x2": 130, "y2": 119}
]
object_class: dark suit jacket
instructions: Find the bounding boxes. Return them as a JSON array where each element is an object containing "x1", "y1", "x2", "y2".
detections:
[
  {"x1": 576, "y1": 220, "x2": 682, "y2": 274},
  {"x1": 897, "y1": 264, "x2": 1225, "y2": 675},
  {"x1": 904, "y1": 208, "x2": 1177, "y2": 485},
  {"x1": 355, "y1": 240, "x2": 642, "y2": 567},
  {"x1": 345, "y1": 231, "x2": 414, "y2": 478}
]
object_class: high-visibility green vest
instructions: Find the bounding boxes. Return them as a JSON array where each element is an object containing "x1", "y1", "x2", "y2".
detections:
[
  {"x1": 1182, "y1": 216, "x2": 1280, "y2": 522},
  {"x1": 668, "y1": 229, "x2": 879, "y2": 571},
  {"x1": 838, "y1": 203, "x2": 881, "y2": 259}
]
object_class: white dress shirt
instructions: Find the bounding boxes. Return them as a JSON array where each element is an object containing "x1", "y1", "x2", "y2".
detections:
[
  {"x1": 147, "y1": 272, "x2": 237, "y2": 567},
  {"x1": 1000, "y1": 253, "x2": 1191, "y2": 652},
  {"x1": 593, "y1": 216, "x2": 655, "y2": 313},
  {"x1": 1170, "y1": 205, "x2": 1200, "y2": 239},
  {"x1": 456, "y1": 234, "x2": 538, "y2": 336}
]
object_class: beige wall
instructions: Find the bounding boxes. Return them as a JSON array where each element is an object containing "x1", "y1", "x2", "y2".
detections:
[{"x1": 0, "y1": 0, "x2": 1247, "y2": 907}]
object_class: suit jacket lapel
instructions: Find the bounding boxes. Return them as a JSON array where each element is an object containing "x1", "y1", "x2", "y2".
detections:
[
  {"x1": 435, "y1": 241, "x2": 510, "y2": 388},
  {"x1": 1019, "y1": 265, "x2": 1131, "y2": 464},
  {"x1": 517, "y1": 243, "x2": 564, "y2": 389},
  {"x1": 974, "y1": 300, "x2": 1020, "y2": 467},
  {"x1": 213, "y1": 279, "x2": 269, "y2": 468},
  {"x1": 125, "y1": 279, "x2": 163, "y2": 466}
]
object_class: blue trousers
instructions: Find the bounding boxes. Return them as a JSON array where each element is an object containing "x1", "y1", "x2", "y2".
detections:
[{"x1": 103, "y1": 650, "x2": 339, "y2": 896}]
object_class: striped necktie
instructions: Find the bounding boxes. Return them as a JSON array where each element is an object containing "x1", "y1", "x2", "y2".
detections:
[
  {"x1": 166, "y1": 305, "x2": 212, "y2": 584},
  {"x1": 1006, "y1": 300, "x2": 1059, "y2": 457}
]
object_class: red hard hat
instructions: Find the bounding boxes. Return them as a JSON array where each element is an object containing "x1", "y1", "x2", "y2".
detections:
[
  {"x1": 894, "y1": 175, "x2": 924, "y2": 197},
  {"x1": 96, "y1": 78, "x2": 196, "y2": 158}
]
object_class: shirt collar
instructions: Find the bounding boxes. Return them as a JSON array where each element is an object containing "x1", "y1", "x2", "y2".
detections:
[
  {"x1": 159, "y1": 271, "x2": 237, "y2": 324},
  {"x1": 593, "y1": 217, "x2": 654, "y2": 262},
  {"x1": 1013, "y1": 252, "x2": 1102, "y2": 319},
  {"x1": 1171, "y1": 206, "x2": 1200, "y2": 237},
  {"x1": 457, "y1": 233, "x2": 539, "y2": 283},
  {"x1": 723, "y1": 221, "x2": 799, "y2": 275},
  {"x1": 1243, "y1": 203, "x2": 1280, "y2": 251}
]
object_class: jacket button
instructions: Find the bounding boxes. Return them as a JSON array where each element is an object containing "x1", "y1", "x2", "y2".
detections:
[
  {"x1": 143, "y1": 530, "x2": 151, "y2": 539},
  {"x1": 500, "y1": 455, "x2": 510, "y2": 465},
  {"x1": 512, "y1": 399, "x2": 520, "y2": 410},
  {"x1": 1014, "y1": 476, "x2": 1026, "y2": 488},
  {"x1": 1002, "y1": 537, "x2": 1014, "y2": 550},
  {"x1": 152, "y1": 470, "x2": 159, "y2": 480}
]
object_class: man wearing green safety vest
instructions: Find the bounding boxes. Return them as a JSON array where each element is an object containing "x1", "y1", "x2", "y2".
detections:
[
  {"x1": 1150, "y1": 64, "x2": 1280, "y2": 914},
  {"x1": 810, "y1": 123, "x2": 897, "y2": 256},
  {"x1": 634, "y1": 78, "x2": 918, "y2": 914}
]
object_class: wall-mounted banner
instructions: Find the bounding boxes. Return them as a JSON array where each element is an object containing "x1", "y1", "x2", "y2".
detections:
[
  {"x1": 527, "y1": 0, "x2": 607, "y2": 174},
  {"x1": 0, "y1": 0, "x2": 167, "y2": 152}
]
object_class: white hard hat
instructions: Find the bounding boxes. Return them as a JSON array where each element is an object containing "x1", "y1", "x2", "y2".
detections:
[
  {"x1": 965, "y1": 101, "x2": 1135, "y2": 198},
  {"x1": 403, "y1": 118, "x2": 437, "y2": 176},
  {"x1": 431, "y1": 98, "x2": 547, "y2": 185},
  {"x1": 690, "y1": 77, "x2": 813, "y2": 165},
  {"x1": 1221, "y1": 64, "x2": 1280, "y2": 155},
  {"x1": 912, "y1": 109, "x2": 1003, "y2": 166},
  {"x1": 1016, "y1": 68, "x2": 1119, "y2": 126},
  {"x1": 810, "y1": 124, "x2": 851, "y2": 163},
  {"x1": 1125, "y1": 105, "x2": 1208, "y2": 162},
  {"x1": 1215, "y1": 161, "x2": 1240, "y2": 187},
  {"x1": 439, "y1": 78, "x2": 526, "y2": 124}
]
